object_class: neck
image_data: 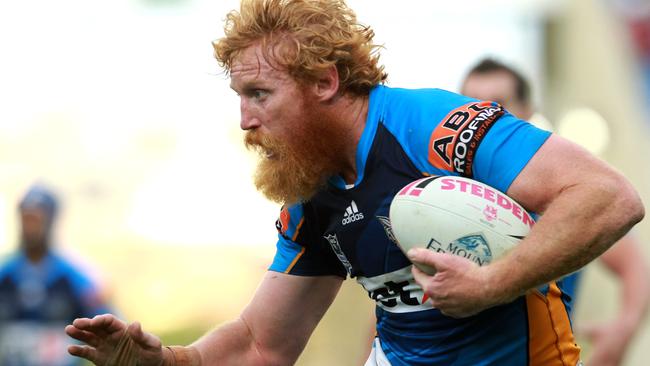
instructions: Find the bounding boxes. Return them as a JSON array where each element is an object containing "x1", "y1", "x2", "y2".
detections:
[
  {"x1": 27, "y1": 252, "x2": 46, "y2": 263},
  {"x1": 23, "y1": 242, "x2": 48, "y2": 263}
]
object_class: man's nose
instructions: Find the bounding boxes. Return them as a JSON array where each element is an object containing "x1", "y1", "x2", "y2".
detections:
[{"x1": 240, "y1": 98, "x2": 261, "y2": 130}]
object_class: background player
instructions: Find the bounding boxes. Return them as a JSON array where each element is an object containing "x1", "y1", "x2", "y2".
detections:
[
  {"x1": 0, "y1": 184, "x2": 111, "y2": 366},
  {"x1": 461, "y1": 58, "x2": 650, "y2": 366}
]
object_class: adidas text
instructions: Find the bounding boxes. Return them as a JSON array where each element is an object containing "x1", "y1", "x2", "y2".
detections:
[{"x1": 342, "y1": 212, "x2": 364, "y2": 225}]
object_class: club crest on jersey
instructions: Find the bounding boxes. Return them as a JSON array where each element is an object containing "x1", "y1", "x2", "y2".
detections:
[
  {"x1": 428, "y1": 101, "x2": 504, "y2": 177},
  {"x1": 426, "y1": 234, "x2": 493, "y2": 266}
]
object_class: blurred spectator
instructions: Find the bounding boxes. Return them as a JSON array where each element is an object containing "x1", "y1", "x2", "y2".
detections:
[
  {"x1": 461, "y1": 58, "x2": 650, "y2": 366},
  {"x1": 0, "y1": 184, "x2": 111, "y2": 366},
  {"x1": 608, "y1": 0, "x2": 650, "y2": 112}
]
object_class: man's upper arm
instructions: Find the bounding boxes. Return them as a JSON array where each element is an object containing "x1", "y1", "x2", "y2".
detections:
[
  {"x1": 240, "y1": 271, "x2": 343, "y2": 363},
  {"x1": 505, "y1": 134, "x2": 634, "y2": 214}
]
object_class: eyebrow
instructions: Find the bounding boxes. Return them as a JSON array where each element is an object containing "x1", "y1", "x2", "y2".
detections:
[{"x1": 230, "y1": 80, "x2": 263, "y2": 92}]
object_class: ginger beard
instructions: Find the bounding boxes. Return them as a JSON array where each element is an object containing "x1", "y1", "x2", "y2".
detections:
[{"x1": 244, "y1": 92, "x2": 349, "y2": 205}]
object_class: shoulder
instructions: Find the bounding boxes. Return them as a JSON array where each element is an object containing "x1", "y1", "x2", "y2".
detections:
[
  {"x1": 275, "y1": 203, "x2": 306, "y2": 243},
  {"x1": 47, "y1": 252, "x2": 98, "y2": 288},
  {"x1": 378, "y1": 86, "x2": 475, "y2": 128},
  {"x1": 376, "y1": 86, "x2": 504, "y2": 175},
  {"x1": 0, "y1": 253, "x2": 23, "y2": 279},
  {"x1": 374, "y1": 86, "x2": 551, "y2": 191}
]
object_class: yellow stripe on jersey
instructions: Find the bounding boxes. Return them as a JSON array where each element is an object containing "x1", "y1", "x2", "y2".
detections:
[
  {"x1": 284, "y1": 247, "x2": 305, "y2": 274},
  {"x1": 292, "y1": 217, "x2": 305, "y2": 242},
  {"x1": 526, "y1": 282, "x2": 581, "y2": 365}
]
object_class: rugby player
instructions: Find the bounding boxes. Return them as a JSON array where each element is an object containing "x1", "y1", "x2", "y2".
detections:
[
  {"x1": 0, "y1": 184, "x2": 110, "y2": 366},
  {"x1": 66, "y1": 1, "x2": 645, "y2": 365}
]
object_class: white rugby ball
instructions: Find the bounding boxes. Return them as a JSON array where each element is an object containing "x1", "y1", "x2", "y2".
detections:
[{"x1": 389, "y1": 176, "x2": 535, "y2": 274}]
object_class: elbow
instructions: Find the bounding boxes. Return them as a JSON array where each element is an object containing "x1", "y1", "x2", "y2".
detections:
[
  {"x1": 614, "y1": 176, "x2": 645, "y2": 229},
  {"x1": 624, "y1": 186, "x2": 644, "y2": 228},
  {"x1": 630, "y1": 197, "x2": 645, "y2": 227}
]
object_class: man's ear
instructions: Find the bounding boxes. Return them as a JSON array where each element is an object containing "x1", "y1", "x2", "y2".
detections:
[{"x1": 313, "y1": 65, "x2": 339, "y2": 102}]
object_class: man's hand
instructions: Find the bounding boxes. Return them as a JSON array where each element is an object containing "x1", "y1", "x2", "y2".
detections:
[
  {"x1": 65, "y1": 314, "x2": 164, "y2": 366},
  {"x1": 578, "y1": 320, "x2": 632, "y2": 366},
  {"x1": 408, "y1": 248, "x2": 514, "y2": 318}
]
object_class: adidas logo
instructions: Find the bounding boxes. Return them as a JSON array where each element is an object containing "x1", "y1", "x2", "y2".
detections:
[{"x1": 342, "y1": 200, "x2": 365, "y2": 225}]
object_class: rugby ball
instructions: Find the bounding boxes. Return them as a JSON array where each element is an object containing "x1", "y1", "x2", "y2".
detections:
[{"x1": 389, "y1": 176, "x2": 535, "y2": 274}]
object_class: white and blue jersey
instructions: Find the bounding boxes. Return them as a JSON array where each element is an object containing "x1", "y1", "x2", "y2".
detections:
[{"x1": 270, "y1": 85, "x2": 580, "y2": 365}]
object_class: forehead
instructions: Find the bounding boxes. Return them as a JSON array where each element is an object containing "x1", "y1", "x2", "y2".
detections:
[
  {"x1": 20, "y1": 207, "x2": 47, "y2": 220},
  {"x1": 229, "y1": 44, "x2": 292, "y2": 89},
  {"x1": 462, "y1": 71, "x2": 517, "y2": 100}
]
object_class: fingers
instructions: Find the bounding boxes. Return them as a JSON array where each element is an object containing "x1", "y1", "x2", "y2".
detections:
[
  {"x1": 68, "y1": 344, "x2": 98, "y2": 362},
  {"x1": 409, "y1": 251, "x2": 486, "y2": 318},
  {"x1": 93, "y1": 314, "x2": 128, "y2": 333},
  {"x1": 407, "y1": 248, "x2": 448, "y2": 271},
  {"x1": 411, "y1": 263, "x2": 429, "y2": 285},
  {"x1": 72, "y1": 314, "x2": 126, "y2": 337},
  {"x1": 65, "y1": 325, "x2": 101, "y2": 347},
  {"x1": 128, "y1": 321, "x2": 162, "y2": 350},
  {"x1": 407, "y1": 248, "x2": 433, "y2": 263}
]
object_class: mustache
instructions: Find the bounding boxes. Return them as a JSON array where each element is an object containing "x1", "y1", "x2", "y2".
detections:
[
  {"x1": 244, "y1": 130, "x2": 286, "y2": 157},
  {"x1": 244, "y1": 130, "x2": 268, "y2": 150}
]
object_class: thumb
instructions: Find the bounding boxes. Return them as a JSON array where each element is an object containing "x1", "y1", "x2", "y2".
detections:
[
  {"x1": 407, "y1": 248, "x2": 449, "y2": 269},
  {"x1": 127, "y1": 322, "x2": 161, "y2": 350}
]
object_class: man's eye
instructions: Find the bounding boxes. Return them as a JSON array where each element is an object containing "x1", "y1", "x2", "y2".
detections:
[{"x1": 252, "y1": 90, "x2": 269, "y2": 99}]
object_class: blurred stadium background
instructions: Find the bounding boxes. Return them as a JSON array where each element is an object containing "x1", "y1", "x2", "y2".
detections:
[{"x1": 1, "y1": 0, "x2": 649, "y2": 364}]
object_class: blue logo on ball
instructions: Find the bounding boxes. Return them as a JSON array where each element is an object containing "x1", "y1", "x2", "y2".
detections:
[{"x1": 426, "y1": 233, "x2": 493, "y2": 266}]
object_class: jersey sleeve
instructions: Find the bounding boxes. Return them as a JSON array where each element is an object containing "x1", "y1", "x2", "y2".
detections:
[
  {"x1": 269, "y1": 204, "x2": 347, "y2": 278},
  {"x1": 380, "y1": 88, "x2": 550, "y2": 193},
  {"x1": 60, "y1": 258, "x2": 112, "y2": 317},
  {"x1": 472, "y1": 113, "x2": 550, "y2": 192}
]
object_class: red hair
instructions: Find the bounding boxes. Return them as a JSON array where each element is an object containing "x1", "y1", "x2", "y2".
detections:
[{"x1": 213, "y1": 0, "x2": 387, "y2": 95}]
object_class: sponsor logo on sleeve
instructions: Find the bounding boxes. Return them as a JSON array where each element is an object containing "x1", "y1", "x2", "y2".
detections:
[
  {"x1": 275, "y1": 206, "x2": 291, "y2": 235},
  {"x1": 428, "y1": 101, "x2": 504, "y2": 177}
]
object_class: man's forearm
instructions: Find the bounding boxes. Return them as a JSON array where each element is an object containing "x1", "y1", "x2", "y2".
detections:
[
  {"x1": 603, "y1": 239, "x2": 650, "y2": 332},
  {"x1": 162, "y1": 273, "x2": 341, "y2": 366},
  {"x1": 160, "y1": 317, "x2": 269, "y2": 366},
  {"x1": 487, "y1": 180, "x2": 644, "y2": 302},
  {"x1": 186, "y1": 317, "x2": 270, "y2": 366},
  {"x1": 618, "y1": 272, "x2": 650, "y2": 342}
]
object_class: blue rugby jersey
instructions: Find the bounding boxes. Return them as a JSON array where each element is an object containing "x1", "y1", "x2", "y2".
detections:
[{"x1": 270, "y1": 85, "x2": 580, "y2": 365}]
